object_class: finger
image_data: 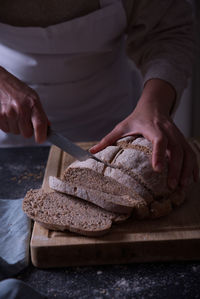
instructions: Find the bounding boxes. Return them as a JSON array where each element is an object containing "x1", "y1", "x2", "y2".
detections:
[
  {"x1": 1, "y1": 103, "x2": 19, "y2": 134},
  {"x1": 17, "y1": 106, "x2": 33, "y2": 138},
  {"x1": 159, "y1": 121, "x2": 185, "y2": 189},
  {"x1": 130, "y1": 123, "x2": 168, "y2": 173},
  {"x1": 31, "y1": 107, "x2": 48, "y2": 143},
  {"x1": 8, "y1": 119, "x2": 20, "y2": 134},
  {"x1": 167, "y1": 142, "x2": 184, "y2": 189},
  {"x1": 0, "y1": 114, "x2": 10, "y2": 132},
  {"x1": 7, "y1": 115, "x2": 20, "y2": 134},
  {"x1": 164, "y1": 121, "x2": 197, "y2": 187},
  {"x1": 18, "y1": 117, "x2": 33, "y2": 138},
  {"x1": 6, "y1": 108, "x2": 20, "y2": 134},
  {"x1": 152, "y1": 135, "x2": 168, "y2": 173},
  {"x1": 90, "y1": 125, "x2": 123, "y2": 154}
]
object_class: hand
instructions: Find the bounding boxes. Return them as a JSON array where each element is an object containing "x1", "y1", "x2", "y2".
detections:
[
  {"x1": 90, "y1": 79, "x2": 199, "y2": 189},
  {"x1": 0, "y1": 67, "x2": 49, "y2": 143}
]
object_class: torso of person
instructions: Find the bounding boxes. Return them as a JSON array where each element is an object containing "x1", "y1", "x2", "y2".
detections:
[
  {"x1": 0, "y1": 0, "x2": 100, "y2": 27},
  {"x1": 0, "y1": 0, "x2": 141, "y2": 146}
]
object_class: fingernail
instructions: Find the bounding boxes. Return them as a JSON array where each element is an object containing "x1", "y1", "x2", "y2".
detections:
[
  {"x1": 89, "y1": 146, "x2": 97, "y2": 153},
  {"x1": 168, "y1": 179, "x2": 177, "y2": 190}
]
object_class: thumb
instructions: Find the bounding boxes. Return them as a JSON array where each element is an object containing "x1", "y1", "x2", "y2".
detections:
[
  {"x1": 90, "y1": 126, "x2": 122, "y2": 154},
  {"x1": 31, "y1": 107, "x2": 48, "y2": 144}
]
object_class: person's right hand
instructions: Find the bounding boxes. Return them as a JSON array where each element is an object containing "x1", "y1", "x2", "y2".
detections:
[{"x1": 0, "y1": 67, "x2": 49, "y2": 143}]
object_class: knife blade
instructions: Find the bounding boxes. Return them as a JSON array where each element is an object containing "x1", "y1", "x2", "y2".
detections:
[{"x1": 47, "y1": 127, "x2": 108, "y2": 165}]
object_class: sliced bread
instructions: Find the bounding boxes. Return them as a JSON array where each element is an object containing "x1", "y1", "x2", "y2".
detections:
[
  {"x1": 23, "y1": 189, "x2": 130, "y2": 237},
  {"x1": 49, "y1": 176, "x2": 143, "y2": 214},
  {"x1": 23, "y1": 137, "x2": 189, "y2": 237},
  {"x1": 49, "y1": 136, "x2": 182, "y2": 219}
]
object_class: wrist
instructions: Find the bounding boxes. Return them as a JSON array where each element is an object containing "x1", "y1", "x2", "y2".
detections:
[{"x1": 137, "y1": 79, "x2": 176, "y2": 116}]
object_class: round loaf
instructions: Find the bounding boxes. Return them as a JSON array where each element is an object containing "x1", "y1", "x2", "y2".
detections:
[{"x1": 59, "y1": 136, "x2": 186, "y2": 219}]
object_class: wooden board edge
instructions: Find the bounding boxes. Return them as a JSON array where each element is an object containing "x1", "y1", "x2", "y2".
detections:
[
  {"x1": 31, "y1": 238, "x2": 200, "y2": 268},
  {"x1": 42, "y1": 145, "x2": 63, "y2": 192},
  {"x1": 31, "y1": 146, "x2": 62, "y2": 252}
]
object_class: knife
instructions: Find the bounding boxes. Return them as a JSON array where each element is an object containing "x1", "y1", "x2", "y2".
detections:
[{"x1": 47, "y1": 127, "x2": 109, "y2": 165}]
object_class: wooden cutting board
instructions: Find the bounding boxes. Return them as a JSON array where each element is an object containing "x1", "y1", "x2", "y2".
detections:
[{"x1": 31, "y1": 140, "x2": 200, "y2": 268}]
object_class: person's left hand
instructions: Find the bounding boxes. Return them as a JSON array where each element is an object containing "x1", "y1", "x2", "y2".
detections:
[{"x1": 90, "y1": 79, "x2": 199, "y2": 190}]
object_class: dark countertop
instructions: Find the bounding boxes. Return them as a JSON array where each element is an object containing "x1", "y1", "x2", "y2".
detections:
[{"x1": 1, "y1": 147, "x2": 200, "y2": 299}]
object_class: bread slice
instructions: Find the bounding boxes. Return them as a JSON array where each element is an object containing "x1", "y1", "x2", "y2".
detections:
[
  {"x1": 23, "y1": 189, "x2": 130, "y2": 237},
  {"x1": 49, "y1": 176, "x2": 138, "y2": 214}
]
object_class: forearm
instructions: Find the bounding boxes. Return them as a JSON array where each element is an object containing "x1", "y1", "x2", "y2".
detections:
[{"x1": 136, "y1": 79, "x2": 176, "y2": 116}]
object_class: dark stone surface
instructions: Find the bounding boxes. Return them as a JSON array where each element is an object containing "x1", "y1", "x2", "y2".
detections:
[
  {"x1": 0, "y1": 147, "x2": 49, "y2": 199},
  {"x1": 1, "y1": 147, "x2": 200, "y2": 299},
  {"x1": 17, "y1": 263, "x2": 200, "y2": 299}
]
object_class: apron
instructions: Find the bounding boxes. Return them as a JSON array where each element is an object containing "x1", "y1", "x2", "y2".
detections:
[{"x1": 0, "y1": 0, "x2": 142, "y2": 147}]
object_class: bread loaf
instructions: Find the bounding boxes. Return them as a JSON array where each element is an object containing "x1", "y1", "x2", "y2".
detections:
[
  {"x1": 23, "y1": 136, "x2": 187, "y2": 237},
  {"x1": 50, "y1": 136, "x2": 186, "y2": 220}
]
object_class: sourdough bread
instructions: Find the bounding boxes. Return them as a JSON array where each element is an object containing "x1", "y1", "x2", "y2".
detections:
[
  {"x1": 23, "y1": 189, "x2": 130, "y2": 236},
  {"x1": 49, "y1": 176, "x2": 143, "y2": 214},
  {"x1": 49, "y1": 136, "x2": 186, "y2": 220}
]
